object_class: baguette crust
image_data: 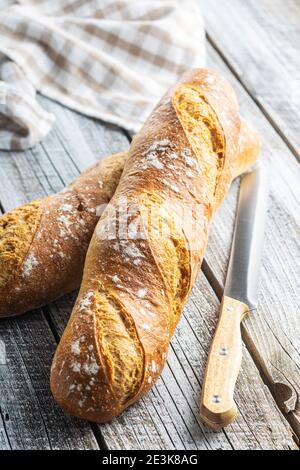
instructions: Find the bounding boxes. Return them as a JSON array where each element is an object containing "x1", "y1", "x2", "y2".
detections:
[
  {"x1": 0, "y1": 153, "x2": 125, "y2": 317},
  {"x1": 235, "y1": 118, "x2": 261, "y2": 177},
  {"x1": 51, "y1": 68, "x2": 253, "y2": 422}
]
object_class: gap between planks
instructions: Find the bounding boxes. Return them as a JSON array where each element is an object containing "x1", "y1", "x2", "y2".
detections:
[
  {"x1": 206, "y1": 32, "x2": 300, "y2": 162},
  {"x1": 201, "y1": 0, "x2": 300, "y2": 163}
]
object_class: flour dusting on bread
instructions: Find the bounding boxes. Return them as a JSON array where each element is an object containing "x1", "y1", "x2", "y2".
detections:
[{"x1": 22, "y1": 253, "x2": 39, "y2": 277}]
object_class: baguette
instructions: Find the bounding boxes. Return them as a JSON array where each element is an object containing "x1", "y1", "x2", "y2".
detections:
[
  {"x1": 50, "y1": 68, "x2": 259, "y2": 422},
  {"x1": 0, "y1": 120, "x2": 259, "y2": 318},
  {"x1": 0, "y1": 153, "x2": 125, "y2": 317}
]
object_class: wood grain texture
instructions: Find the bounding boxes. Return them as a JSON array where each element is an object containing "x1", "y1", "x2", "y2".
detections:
[
  {"x1": 204, "y1": 43, "x2": 300, "y2": 439},
  {"x1": 201, "y1": 0, "x2": 300, "y2": 160},
  {"x1": 48, "y1": 272, "x2": 295, "y2": 449},
  {"x1": 0, "y1": 313, "x2": 99, "y2": 449}
]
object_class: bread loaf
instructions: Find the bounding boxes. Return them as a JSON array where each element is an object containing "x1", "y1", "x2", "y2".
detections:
[
  {"x1": 50, "y1": 68, "x2": 259, "y2": 422},
  {"x1": 0, "y1": 153, "x2": 125, "y2": 317},
  {"x1": 0, "y1": 120, "x2": 259, "y2": 318}
]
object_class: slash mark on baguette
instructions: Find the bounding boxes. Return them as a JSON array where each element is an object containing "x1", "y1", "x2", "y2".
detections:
[
  {"x1": 139, "y1": 195, "x2": 191, "y2": 327},
  {"x1": 94, "y1": 291, "x2": 144, "y2": 405},
  {"x1": 172, "y1": 85, "x2": 225, "y2": 209},
  {"x1": 0, "y1": 201, "x2": 42, "y2": 288}
]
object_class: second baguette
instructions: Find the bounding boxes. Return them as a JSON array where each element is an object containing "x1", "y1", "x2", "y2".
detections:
[{"x1": 0, "y1": 153, "x2": 125, "y2": 317}]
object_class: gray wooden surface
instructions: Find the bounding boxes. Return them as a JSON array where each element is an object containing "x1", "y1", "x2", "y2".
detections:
[{"x1": 0, "y1": 0, "x2": 299, "y2": 450}]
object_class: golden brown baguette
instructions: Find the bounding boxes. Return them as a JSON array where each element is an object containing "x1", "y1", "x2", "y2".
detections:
[
  {"x1": 0, "y1": 153, "x2": 125, "y2": 317},
  {"x1": 50, "y1": 68, "x2": 259, "y2": 423},
  {"x1": 0, "y1": 120, "x2": 259, "y2": 318}
]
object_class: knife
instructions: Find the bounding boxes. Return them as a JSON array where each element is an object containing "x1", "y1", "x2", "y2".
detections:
[{"x1": 200, "y1": 165, "x2": 269, "y2": 429}]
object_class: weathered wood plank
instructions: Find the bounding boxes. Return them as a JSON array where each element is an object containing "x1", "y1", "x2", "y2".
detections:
[
  {"x1": 204, "y1": 43, "x2": 300, "y2": 438},
  {"x1": 48, "y1": 271, "x2": 296, "y2": 449},
  {"x1": 201, "y1": 0, "x2": 300, "y2": 159},
  {"x1": 0, "y1": 312, "x2": 99, "y2": 449}
]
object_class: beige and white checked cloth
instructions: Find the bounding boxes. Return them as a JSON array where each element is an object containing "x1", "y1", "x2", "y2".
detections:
[{"x1": 0, "y1": 0, "x2": 206, "y2": 150}]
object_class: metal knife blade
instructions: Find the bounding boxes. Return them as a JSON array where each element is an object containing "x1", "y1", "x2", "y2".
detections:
[{"x1": 224, "y1": 165, "x2": 269, "y2": 310}]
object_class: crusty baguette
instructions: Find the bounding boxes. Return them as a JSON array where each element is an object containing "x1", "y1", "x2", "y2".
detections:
[
  {"x1": 0, "y1": 153, "x2": 125, "y2": 317},
  {"x1": 0, "y1": 120, "x2": 259, "y2": 318},
  {"x1": 50, "y1": 68, "x2": 259, "y2": 423}
]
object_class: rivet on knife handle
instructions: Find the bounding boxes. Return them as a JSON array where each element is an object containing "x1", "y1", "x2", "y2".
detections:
[{"x1": 200, "y1": 296, "x2": 249, "y2": 429}]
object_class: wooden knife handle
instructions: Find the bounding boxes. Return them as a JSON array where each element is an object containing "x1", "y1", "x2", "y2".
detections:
[{"x1": 200, "y1": 296, "x2": 249, "y2": 429}]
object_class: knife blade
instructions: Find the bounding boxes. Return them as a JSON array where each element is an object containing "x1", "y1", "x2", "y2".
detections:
[
  {"x1": 225, "y1": 165, "x2": 269, "y2": 309},
  {"x1": 200, "y1": 165, "x2": 269, "y2": 429}
]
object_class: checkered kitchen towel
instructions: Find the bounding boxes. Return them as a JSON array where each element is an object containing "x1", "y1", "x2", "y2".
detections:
[{"x1": 0, "y1": 0, "x2": 206, "y2": 150}]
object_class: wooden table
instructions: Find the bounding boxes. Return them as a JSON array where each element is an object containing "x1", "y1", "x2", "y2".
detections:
[{"x1": 0, "y1": 0, "x2": 299, "y2": 450}]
